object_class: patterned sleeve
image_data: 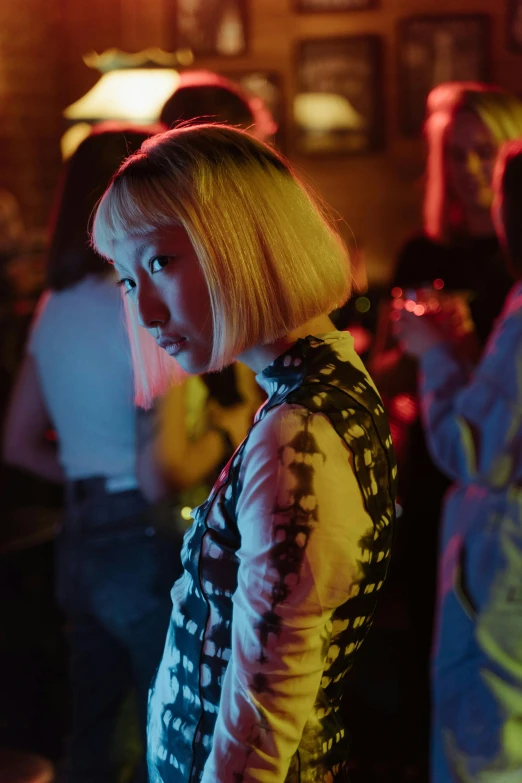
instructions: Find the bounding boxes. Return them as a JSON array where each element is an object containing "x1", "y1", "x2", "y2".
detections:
[
  {"x1": 201, "y1": 403, "x2": 373, "y2": 783},
  {"x1": 419, "y1": 290, "x2": 522, "y2": 486}
]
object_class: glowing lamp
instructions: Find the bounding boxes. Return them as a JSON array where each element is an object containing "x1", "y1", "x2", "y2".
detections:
[
  {"x1": 64, "y1": 68, "x2": 180, "y2": 123},
  {"x1": 294, "y1": 92, "x2": 365, "y2": 132},
  {"x1": 61, "y1": 49, "x2": 190, "y2": 157}
]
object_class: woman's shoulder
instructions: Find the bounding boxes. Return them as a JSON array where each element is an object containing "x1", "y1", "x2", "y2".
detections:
[
  {"x1": 241, "y1": 402, "x2": 342, "y2": 476},
  {"x1": 248, "y1": 387, "x2": 379, "y2": 457},
  {"x1": 245, "y1": 332, "x2": 388, "y2": 454},
  {"x1": 251, "y1": 401, "x2": 320, "y2": 442}
]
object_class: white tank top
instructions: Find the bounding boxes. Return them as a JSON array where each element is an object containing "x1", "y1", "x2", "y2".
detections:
[{"x1": 28, "y1": 274, "x2": 138, "y2": 481}]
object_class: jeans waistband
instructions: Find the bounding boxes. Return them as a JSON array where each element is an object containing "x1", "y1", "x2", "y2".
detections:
[{"x1": 67, "y1": 474, "x2": 139, "y2": 500}]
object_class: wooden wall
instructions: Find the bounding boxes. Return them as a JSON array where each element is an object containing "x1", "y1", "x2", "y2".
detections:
[{"x1": 0, "y1": 0, "x2": 520, "y2": 283}]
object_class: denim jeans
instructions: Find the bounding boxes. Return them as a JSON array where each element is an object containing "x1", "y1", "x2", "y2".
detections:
[
  {"x1": 56, "y1": 480, "x2": 181, "y2": 783},
  {"x1": 432, "y1": 488, "x2": 522, "y2": 782}
]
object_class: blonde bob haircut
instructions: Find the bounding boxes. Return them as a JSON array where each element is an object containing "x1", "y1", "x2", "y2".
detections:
[
  {"x1": 423, "y1": 82, "x2": 522, "y2": 242},
  {"x1": 92, "y1": 124, "x2": 351, "y2": 405}
]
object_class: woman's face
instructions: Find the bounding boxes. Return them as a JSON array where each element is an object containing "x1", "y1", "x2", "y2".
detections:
[
  {"x1": 112, "y1": 225, "x2": 214, "y2": 374},
  {"x1": 446, "y1": 110, "x2": 498, "y2": 212}
]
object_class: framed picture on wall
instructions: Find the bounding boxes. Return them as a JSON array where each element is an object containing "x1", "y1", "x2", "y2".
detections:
[
  {"x1": 294, "y1": 36, "x2": 384, "y2": 155},
  {"x1": 397, "y1": 15, "x2": 490, "y2": 136},
  {"x1": 219, "y1": 71, "x2": 286, "y2": 150},
  {"x1": 294, "y1": 0, "x2": 378, "y2": 11},
  {"x1": 507, "y1": 0, "x2": 522, "y2": 51},
  {"x1": 173, "y1": 0, "x2": 248, "y2": 56}
]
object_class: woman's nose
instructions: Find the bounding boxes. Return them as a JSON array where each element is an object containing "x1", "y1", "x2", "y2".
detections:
[{"x1": 136, "y1": 286, "x2": 170, "y2": 330}]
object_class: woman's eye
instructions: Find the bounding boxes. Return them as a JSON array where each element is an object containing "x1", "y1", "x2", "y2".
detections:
[
  {"x1": 116, "y1": 278, "x2": 135, "y2": 295},
  {"x1": 150, "y1": 256, "x2": 172, "y2": 273}
]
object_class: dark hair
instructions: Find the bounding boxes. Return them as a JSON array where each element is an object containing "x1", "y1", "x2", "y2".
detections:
[
  {"x1": 46, "y1": 123, "x2": 160, "y2": 290},
  {"x1": 494, "y1": 140, "x2": 522, "y2": 279},
  {"x1": 159, "y1": 70, "x2": 276, "y2": 141}
]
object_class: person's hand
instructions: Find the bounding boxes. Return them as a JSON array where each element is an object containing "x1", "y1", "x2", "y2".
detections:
[
  {"x1": 207, "y1": 400, "x2": 253, "y2": 449},
  {"x1": 436, "y1": 294, "x2": 475, "y2": 340},
  {"x1": 392, "y1": 291, "x2": 477, "y2": 359},
  {"x1": 393, "y1": 310, "x2": 447, "y2": 358},
  {"x1": 437, "y1": 294, "x2": 480, "y2": 366}
]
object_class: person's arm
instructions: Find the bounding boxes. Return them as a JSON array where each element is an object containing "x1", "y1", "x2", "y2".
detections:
[
  {"x1": 403, "y1": 293, "x2": 522, "y2": 485},
  {"x1": 2, "y1": 353, "x2": 64, "y2": 483},
  {"x1": 201, "y1": 405, "x2": 373, "y2": 783},
  {"x1": 156, "y1": 382, "x2": 251, "y2": 491}
]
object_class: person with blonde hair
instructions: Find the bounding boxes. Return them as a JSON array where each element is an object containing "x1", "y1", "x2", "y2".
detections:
[
  {"x1": 368, "y1": 83, "x2": 522, "y2": 778},
  {"x1": 395, "y1": 138, "x2": 522, "y2": 781},
  {"x1": 92, "y1": 123, "x2": 397, "y2": 783},
  {"x1": 373, "y1": 82, "x2": 522, "y2": 397}
]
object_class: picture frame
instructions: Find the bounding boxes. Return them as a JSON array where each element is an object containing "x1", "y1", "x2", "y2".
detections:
[
  {"x1": 172, "y1": 0, "x2": 248, "y2": 57},
  {"x1": 219, "y1": 70, "x2": 286, "y2": 150},
  {"x1": 507, "y1": 0, "x2": 522, "y2": 52},
  {"x1": 294, "y1": 36, "x2": 384, "y2": 155},
  {"x1": 294, "y1": 0, "x2": 378, "y2": 11},
  {"x1": 397, "y1": 15, "x2": 490, "y2": 136}
]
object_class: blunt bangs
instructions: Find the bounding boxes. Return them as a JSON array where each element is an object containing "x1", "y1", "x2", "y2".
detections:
[{"x1": 92, "y1": 157, "x2": 182, "y2": 261}]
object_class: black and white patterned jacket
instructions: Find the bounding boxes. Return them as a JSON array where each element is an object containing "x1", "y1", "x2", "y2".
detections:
[{"x1": 148, "y1": 331, "x2": 397, "y2": 783}]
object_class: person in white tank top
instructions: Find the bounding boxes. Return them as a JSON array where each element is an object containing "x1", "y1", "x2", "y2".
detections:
[{"x1": 3, "y1": 126, "x2": 180, "y2": 783}]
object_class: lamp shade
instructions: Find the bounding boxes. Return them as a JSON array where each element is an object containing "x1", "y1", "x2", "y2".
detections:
[
  {"x1": 294, "y1": 92, "x2": 365, "y2": 132},
  {"x1": 64, "y1": 68, "x2": 180, "y2": 123}
]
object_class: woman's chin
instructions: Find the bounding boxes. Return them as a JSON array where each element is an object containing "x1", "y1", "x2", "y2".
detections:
[{"x1": 175, "y1": 352, "x2": 211, "y2": 376}]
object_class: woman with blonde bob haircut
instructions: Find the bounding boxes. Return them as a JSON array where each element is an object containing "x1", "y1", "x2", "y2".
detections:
[
  {"x1": 94, "y1": 124, "x2": 350, "y2": 407},
  {"x1": 92, "y1": 124, "x2": 398, "y2": 783}
]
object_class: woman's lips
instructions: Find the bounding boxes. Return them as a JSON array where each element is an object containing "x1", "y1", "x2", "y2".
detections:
[{"x1": 156, "y1": 337, "x2": 187, "y2": 356}]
